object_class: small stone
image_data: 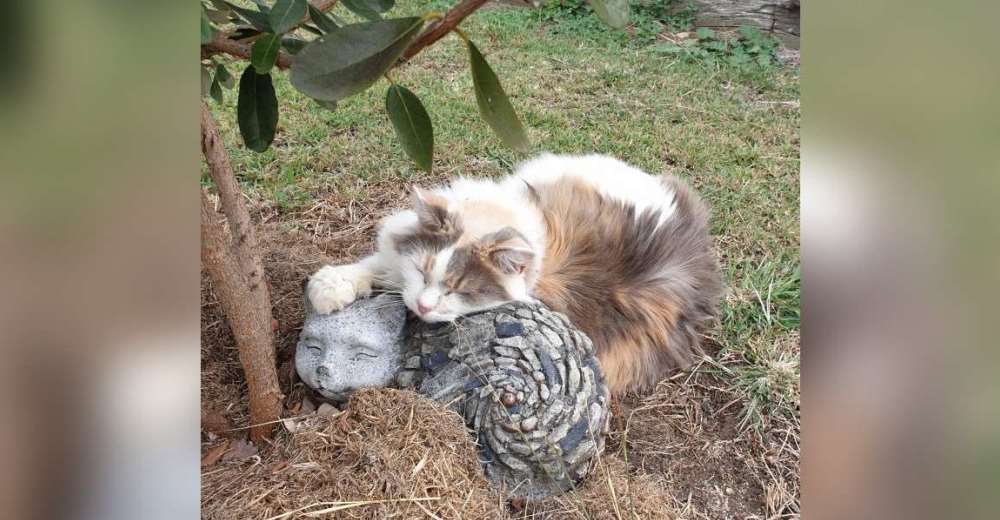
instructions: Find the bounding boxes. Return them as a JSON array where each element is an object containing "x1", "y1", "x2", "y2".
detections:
[
  {"x1": 396, "y1": 371, "x2": 416, "y2": 388},
  {"x1": 493, "y1": 345, "x2": 518, "y2": 358},
  {"x1": 540, "y1": 385, "x2": 550, "y2": 401},
  {"x1": 516, "y1": 391, "x2": 524, "y2": 402},
  {"x1": 299, "y1": 396, "x2": 316, "y2": 415},
  {"x1": 404, "y1": 355, "x2": 422, "y2": 369},
  {"x1": 567, "y1": 362, "x2": 581, "y2": 392},
  {"x1": 495, "y1": 321, "x2": 524, "y2": 338},
  {"x1": 495, "y1": 357, "x2": 517, "y2": 368},
  {"x1": 725, "y1": 487, "x2": 734, "y2": 495},
  {"x1": 317, "y1": 402, "x2": 338, "y2": 417},
  {"x1": 533, "y1": 371, "x2": 545, "y2": 382},
  {"x1": 501, "y1": 392, "x2": 517, "y2": 407},
  {"x1": 521, "y1": 417, "x2": 538, "y2": 432}
]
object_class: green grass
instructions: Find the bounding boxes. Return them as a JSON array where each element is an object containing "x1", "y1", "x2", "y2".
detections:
[{"x1": 207, "y1": 0, "x2": 800, "y2": 432}]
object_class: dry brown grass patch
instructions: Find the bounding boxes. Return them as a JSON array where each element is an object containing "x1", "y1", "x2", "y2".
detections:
[{"x1": 202, "y1": 388, "x2": 507, "y2": 520}]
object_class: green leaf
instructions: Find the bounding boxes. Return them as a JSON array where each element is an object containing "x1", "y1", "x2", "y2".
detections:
[
  {"x1": 270, "y1": 0, "x2": 308, "y2": 34},
  {"x1": 201, "y1": 8, "x2": 214, "y2": 44},
  {"x1": 201, "y1": 66, "x2": 212, "y2": 98},
  {"x1": 367, "y1": 0, "x2": 395, "y2": 13},
  {"x1": 588, "y1": 0, "x2": 629, "y2": 29},
  {"x1": 225, "y1": 1, "x2": 272, "y2": 32},
  {"x1": 251, "y1": 33, "x2": 282, "y2": 73},
  {"x1": 215, "y1": 64, "x2": 235, "y2": 89},
  {"x1": 301, "y1": 24, "x2": 323, "y2": 36},
  {"x1": 231, "y1": 27, "x2": 263, "y2": 39},
  {"x1": 205, "y1": 8, "x2": 231, "y2": 24},
  {"x1": 210, "y1": 77, "x2": 224, "y2": 104},
  {"x1": 290, "y1": 17, "x2": 424, "y2": 102},
  {"x1": 385, "y1": 85, "x2": 434, "y2": 172},
  {"x1": 466, "y1": 41, "x2": 528, "y2": 152},
  {"x1": 281, "y1": 36, "x2": 308, "y2": 54},
  {"x1": 696, "y1": 27, "x2": 715, "y2": 40},
  {"x1": 308, "y1": 4, "x2": 339, "y2": 33},
  {"x1": 341, "y1": 0, "x2": 381, "y2": 21},
  {"x1": 237, "y1": 66, "x2": 279, "y2": 152}
]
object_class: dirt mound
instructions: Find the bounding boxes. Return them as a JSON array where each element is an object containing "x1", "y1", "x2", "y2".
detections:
[
  {"x1": 202, "y1": 388, "x2": 676, "y2": 520},
  {"x1": 202, "y1": 388, "x2": 506, "y2": 519}
]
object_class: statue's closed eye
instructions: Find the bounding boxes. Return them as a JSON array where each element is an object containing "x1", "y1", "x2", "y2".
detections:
[{"x1": 352, "y1": 350, "x2": 379, "y2": 361}]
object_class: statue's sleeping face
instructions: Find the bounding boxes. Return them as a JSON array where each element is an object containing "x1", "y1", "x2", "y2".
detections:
[{"x1": 295, "y1": 293, "x2": 407, "y2": 402}]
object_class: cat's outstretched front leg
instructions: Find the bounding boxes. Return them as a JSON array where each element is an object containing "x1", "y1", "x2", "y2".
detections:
[{"x1": 307, "y1": 254, "x2": 382, "y2": 314}]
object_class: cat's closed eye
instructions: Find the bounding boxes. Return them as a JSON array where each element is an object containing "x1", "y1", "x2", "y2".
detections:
[{"x1": 411, "y1": 257, "x2": 430, "y2": 284}]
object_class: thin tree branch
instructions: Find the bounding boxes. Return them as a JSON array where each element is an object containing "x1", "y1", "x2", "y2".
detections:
[
  {"x1": 204, "y1": 32, "x2": 295, "y2": 69},
  {"x1": 400, "y1": 0, "x2": 490, "y2": 62}
]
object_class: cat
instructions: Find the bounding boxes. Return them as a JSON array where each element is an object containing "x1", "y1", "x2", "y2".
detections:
[{"x1": 307, "y1": 153, "x2": 722, "y2": 395}]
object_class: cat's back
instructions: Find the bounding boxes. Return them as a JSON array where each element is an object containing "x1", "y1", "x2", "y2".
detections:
[
  {"x1": 508, "y1": 153, "x2": 721, "y2": 395},
  {"x1": 508, "y1": 153, "x2": 678, "y2": 224}
]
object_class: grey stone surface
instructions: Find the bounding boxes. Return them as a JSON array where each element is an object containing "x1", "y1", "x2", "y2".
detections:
[
  {"x1": 400, "y1": 301, "x2": 611, "y2": 500},
  {"x1": 295, "y1": 292, "x2": 406, "y2": 403}
]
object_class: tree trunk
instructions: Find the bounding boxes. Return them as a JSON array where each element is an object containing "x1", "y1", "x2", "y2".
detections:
[
  {"x1": 685, "y1": 0, "x2": 800, "y2": 49},
  {"x1": 201, "y1": 103, "x2": 283, "y2": 443}
]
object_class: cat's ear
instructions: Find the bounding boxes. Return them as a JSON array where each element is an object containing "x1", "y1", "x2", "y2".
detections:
[
  {"x1": 410, "y1": 187, "x2": 452, "y2": 230},
  {"x1": 479, "y1": 227, "x2": 536, "y2": 275},
  {"x1": 491, "y1": 246, "x2": 535, "y2": 275}
]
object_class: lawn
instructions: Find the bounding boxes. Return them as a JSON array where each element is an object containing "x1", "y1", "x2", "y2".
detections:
[{"x1": 203, "y1": 1, "x2": 800, "y2": 518}]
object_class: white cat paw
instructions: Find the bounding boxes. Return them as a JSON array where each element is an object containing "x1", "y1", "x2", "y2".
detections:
[{"x1": 307, "y1": 265, "x2": 373, "y2": 314}]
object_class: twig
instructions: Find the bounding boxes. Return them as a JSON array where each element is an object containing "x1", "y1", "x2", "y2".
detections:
[
  {"x1": 265, "y1": 498, "x2": 441, "y2": 520},
  {"x1": 399, "y1": 0, "x2": 490, "y2": 62}
]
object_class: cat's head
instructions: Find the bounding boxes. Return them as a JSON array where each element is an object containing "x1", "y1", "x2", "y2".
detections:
[{"x1": 392, "y1": 188, "x2": 537, "y2": 322}]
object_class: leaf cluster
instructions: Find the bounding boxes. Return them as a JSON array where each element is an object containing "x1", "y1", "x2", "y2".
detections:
[
  {"x1": 200, "y1": 0, "x2": 529, "y2": 172},
  {"x1": 654, "y1": 26, "x2": 782, "y2": 72}
]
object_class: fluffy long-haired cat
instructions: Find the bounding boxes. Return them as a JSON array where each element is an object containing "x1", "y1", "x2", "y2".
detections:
[{"x1": 307, "y1": 153, "x2": 722, "y2": 395}]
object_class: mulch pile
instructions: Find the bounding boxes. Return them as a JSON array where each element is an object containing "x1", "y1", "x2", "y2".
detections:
[{"x1": 201, "y1": 388, "x2": 675, "y2": 520}]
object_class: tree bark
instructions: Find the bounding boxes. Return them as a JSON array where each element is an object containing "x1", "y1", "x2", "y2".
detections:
[{"x1": 201, "y1": 104, "x2": 283, "y2": 443}]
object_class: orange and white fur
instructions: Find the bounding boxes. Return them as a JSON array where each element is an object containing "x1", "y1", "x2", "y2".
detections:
[{"x1": 307, "y1": 153, "x2": 722, "y2": 395}]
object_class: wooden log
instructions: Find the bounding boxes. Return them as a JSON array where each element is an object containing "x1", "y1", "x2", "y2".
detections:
[{"x1": 684, "y1": 0, "x2": 800, "y2": 48}]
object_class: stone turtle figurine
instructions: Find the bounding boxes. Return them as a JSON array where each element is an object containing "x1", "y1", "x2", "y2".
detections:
[{"x1": 296, "y1": 293, "x2": 610, "y2": 499}]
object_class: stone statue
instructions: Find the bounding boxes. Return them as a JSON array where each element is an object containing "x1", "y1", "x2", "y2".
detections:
[
  {"x1": 296, "y1": 292, "x2": 406, "y2": 402},
  {"x1": 296, "y1": 292, "x2": 610, "y2": 499}
]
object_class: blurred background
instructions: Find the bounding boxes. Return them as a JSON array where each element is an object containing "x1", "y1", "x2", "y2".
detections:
[{"x1": 0, "y1": 0, "x2": 996, "y2": 519}]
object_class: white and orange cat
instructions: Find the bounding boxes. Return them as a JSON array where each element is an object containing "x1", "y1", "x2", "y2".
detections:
[{"x1": 307, "y1": 153, "x2": 721, "y2": 395}]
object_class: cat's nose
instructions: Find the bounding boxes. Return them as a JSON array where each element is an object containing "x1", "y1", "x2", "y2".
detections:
[{"x1": 416, "y1": 302, "x2": 433, "y2": 315}]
